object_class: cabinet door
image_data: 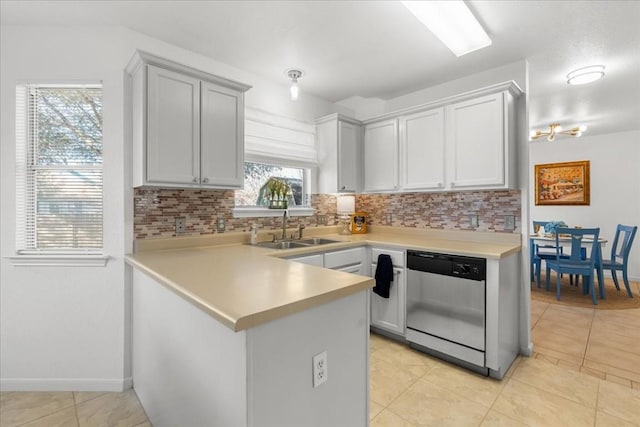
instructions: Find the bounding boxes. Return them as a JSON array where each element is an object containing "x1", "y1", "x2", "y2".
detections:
[
  {"x1": 200, "y1": 81, "x2": 244, "y2": 188},
  {"x1": 289, "y1": 254, "x2": 324, "y2": 267},
  {"x1": 147, "y1": 65, "x2": 200, "y2": 185},
  {"x1": 364, "y1": 119, "x2": 398, "y2": 192},
  {"x1": 446, "y1": 92, "x2": 506, "y2": 189},
  {"x1": 337, "y1": 121, "x2": 361, "y2": 192},
  {"x1": 370, "y1": 265, "x2": 405, "y2": 335},
  {"x1": 400, "y1": 108, "x2": 445, "y2": 190}
]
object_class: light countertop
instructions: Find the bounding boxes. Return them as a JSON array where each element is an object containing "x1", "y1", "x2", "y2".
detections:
[{"x1": 126, "y1": 227, "x2": 522, "y2": 332}]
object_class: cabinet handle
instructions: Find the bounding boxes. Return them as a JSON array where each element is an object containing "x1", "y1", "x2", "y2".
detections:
[
  {"x1": 203, "y1": 177, "x2": 209, "y2": 183},
  {"x1": 192, "y1": 177, "x2": 198, "y2": 183},
  {"x1": 341, "y1": 186, "x2": 346, "y2": 191}
]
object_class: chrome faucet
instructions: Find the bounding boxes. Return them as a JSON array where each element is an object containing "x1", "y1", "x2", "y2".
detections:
[{"x1": 281, "y1": 210, "x2": 288, "y2": 241}]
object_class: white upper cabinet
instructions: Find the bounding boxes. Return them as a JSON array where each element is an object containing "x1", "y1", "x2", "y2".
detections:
[
  {"x1": 364, "y1": 119, "x2": 399, "y2": 192},
  {"x1": 360, "y1": 81, "x2": 520, "y2": 193},
  {"x1": 400, "y1": 108, "x2": 445, "y2": 191},
  {"x1": 316, "y1": 114, "x2": 362, "y2": 193},
  {"x1": 446, "y1": 92, "x2": 511, "y2": 190},
  {"x1": 146, "y1": 65, "x2": 201, "y2": 185},
  {"x1": 127, "y1": 51, "x2": 250, "y2": 189},
  {"x1": 200, "y1": 81, "x2": 244, "y2": 188}
]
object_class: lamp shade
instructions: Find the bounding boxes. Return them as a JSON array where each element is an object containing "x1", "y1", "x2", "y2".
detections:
[{"x1": 336, "y1": 195, "x2": 355, "y2": 214}]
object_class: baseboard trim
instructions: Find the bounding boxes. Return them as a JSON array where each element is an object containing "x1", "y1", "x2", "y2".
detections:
[
  {"x1": 520, "y1": 342, "x2": 534, "y2": 357},
  {"x1": 0, "y1": 377, "x2": 133, "y2": 392}
]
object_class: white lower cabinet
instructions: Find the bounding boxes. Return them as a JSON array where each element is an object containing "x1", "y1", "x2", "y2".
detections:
[
  {"x1": 288, "y1": 253, "x2": 324, "y2": 267},
  {"x1": 370, "y1": 248, "x2": 406, "y2": 336}
]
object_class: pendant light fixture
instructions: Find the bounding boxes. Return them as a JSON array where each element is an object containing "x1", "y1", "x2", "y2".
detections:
[
  {"x1": 530, "y1": 123, "x2": 587, "y2": 142},
  {"x1": 286, "y1": 69, "x2": 303, "y2": 101}
]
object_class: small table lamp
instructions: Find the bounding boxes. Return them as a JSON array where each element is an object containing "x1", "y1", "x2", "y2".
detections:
[{"x1": 336, "y1": 194, "x2": 355, "y2": 235}]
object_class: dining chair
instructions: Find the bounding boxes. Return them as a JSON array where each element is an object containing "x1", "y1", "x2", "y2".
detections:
[
  {"x1": 602, "y1": 224, "x2": 637, "y2": 298},
  {"x1": 545, "y1": 227, "x2": 600, "y2": 305},
  {"x1": 532, "y1": 220, "x2": 563, "y2": 287}
]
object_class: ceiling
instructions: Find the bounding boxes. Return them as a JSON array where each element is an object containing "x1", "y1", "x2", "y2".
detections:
[{"x1": 2, "y1": 0, "x2": 639, "y2": 137}]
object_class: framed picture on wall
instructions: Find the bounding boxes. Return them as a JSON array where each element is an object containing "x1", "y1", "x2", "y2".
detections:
[{"x1": 534, "y1": 160, "x2": 590, "y2": 205}]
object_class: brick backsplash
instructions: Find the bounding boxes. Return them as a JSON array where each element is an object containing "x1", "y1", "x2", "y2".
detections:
[{"x1": 133, "y1": 189, "x2": 521, "y2": 239}]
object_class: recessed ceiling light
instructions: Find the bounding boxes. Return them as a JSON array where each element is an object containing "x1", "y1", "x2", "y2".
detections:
[
  {"x1": 567, "y1": 65, "x2": 605, "y2": 85},
  {"x1": 401, "y1": 0, "x2": 492, "y2": 57}
]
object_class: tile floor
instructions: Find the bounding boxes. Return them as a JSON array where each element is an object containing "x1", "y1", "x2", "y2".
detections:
[
  {"x1": 369, "y1": 302, "x2": 640, "y2": 426},
  {"x1": 2, "y1": 303, "x2": 639, "y2": 427}
]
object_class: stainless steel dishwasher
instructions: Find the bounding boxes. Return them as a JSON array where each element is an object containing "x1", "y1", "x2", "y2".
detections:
[{"x1": 405, "y1": 250, "x2": 488, "y2": 373}]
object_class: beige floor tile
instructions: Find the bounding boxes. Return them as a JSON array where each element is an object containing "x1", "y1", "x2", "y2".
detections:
[
  {"x1": 502, "y1": 355, "x2": 522, "y2": 379},
  {"x1": 585, "y1": 341, "x2": 640, "y2": 375},
  {"x1": 593, "y1": 310, "x2": 640, "y2": 331},
  {"x1": 73, "y1": 392, "x2": 107, "y2": 405},
  {"x1": 20, "y1": 407, "x2": 78, "y2": 427},
  {"x1": 530, "y1": 300, "x2": 549, "y2": 327},
  {"x1": 371, "y1": 409, "x2": 417, "y2": 427},
  {"x1": 76, "y1": 390, "x2": 147, "y2": 427},
  {"x1": 583, "y1": 359, "x2": 640, "y2": 383},
  {"x1": 421, "y1": 363, "x2": 504, "y2": 408},
  {"x1": 132, "y1": 422, "x2": 152, "y2": 427},
  {"x1": 533, "y1": 317, "x2": 591, "y2": 341},
  {"x1": 541, "y1": 304, "x2": 594, "y2": 328},
  {"x1": 479, "y1": 410, "x2": 528, "y2": 427},
  {"x1": 535, "y1": 352, "x2": 559, "y2": 365},
  {"x1": 581, "y1": 366, "x2": 606, "y2": 380},
  {"x1": 589, "y1": 327, "x2": 640, "y2": 356},
  {"x1": 0, "y1": 392, "x2": 75, "y2": 427},
  {"x1": 605, "y1": 374, "x2": 632, "y2": 388},
  {"x1": 492, "y1": 379, "x2": 595, "y2": 427},
  {"x1": 557, "y1": 359, "x2": 581, "y2": 372},
  {"x1": 371, "y1": 342, "x2": 440, "y2": 371},
  {"x1": 595, "y1": 411, "x2": 639, "y2": 427},
  {"x1": 370, "y1": 400, "x2": 384, "y2": 420},
  {"x1": 370, "y1": 333, "x2": 392, "y2": 352},
  {"x1": 532, "y1": 328, "x2": 588, "y2": 358},
  {"x1": 597, "y1": 379, "x2": 640, "y2": 424},
  {"x1": 510, "y1": 357, "x2": 599, "y2": 408},
  {"x1": 388, "y1": 378, "x2": 489, "y2": 426},
  {"x1": 532, "y1": 345, "x2": 584, "y2": 365},
  {"x1": 370, "y1": 356, "x2": 424, "y2": 406}
]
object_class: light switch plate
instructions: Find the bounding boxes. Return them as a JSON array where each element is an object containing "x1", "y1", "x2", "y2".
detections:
[
  {"x1": 470, "y1": 215, "x2": 479, "y2": 228},
  {"x1": 505, "y1": 215, "x2": 515, "y2": 231}
]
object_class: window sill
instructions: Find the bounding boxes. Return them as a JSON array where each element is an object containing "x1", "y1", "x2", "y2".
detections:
[
  {"x1": 232, "y1": 207, "x2": 315, "y2": 218},
  {"x1": 8, "y1": 253, "x2": 110, "y2": 267}
]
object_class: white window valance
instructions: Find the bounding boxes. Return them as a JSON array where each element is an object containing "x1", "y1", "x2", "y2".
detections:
[{"x1": 244, "y1": 107, "x2": 317, "y2": 167}]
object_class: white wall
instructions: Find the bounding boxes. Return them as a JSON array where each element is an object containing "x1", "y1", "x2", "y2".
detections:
[
  {"x1": 530, "y1": 130, "x2": 640, "y2": 280},
  {"x1": 0, "y1": 25, "x2": 342, "y2": 391},
  {"x1": 0, "y1": 26, "x2": 129, "y2": 391}
]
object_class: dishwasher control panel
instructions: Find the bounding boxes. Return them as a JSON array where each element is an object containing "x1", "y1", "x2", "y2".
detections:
[{"x1": 407, "y1": 250, "x2": 486, "y2": 281}]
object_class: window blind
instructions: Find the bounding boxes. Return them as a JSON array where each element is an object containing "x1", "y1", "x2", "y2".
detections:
[{"x1": 15, "y1": 84, "x2": 103, "y2": 253}]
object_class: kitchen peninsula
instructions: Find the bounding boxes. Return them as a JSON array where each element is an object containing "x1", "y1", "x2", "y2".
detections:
[{"x1": 126, "y1": 227, "x2": 521, "y2": 426}]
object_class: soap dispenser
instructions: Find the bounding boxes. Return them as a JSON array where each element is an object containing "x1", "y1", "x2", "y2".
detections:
[{"x1": 250, "y1": 224, "x2": 259, "y2": 245}]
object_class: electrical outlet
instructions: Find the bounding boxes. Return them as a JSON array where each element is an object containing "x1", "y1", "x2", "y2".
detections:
[
  {"x1": 216, "y1": 217, "x2": 226, "y2": 233},
  {"x1": 312, "y1": 351, "x2": 328, "y2": 388},
  {"x1": 175, "y1": 217, "x2": 186, "y2": 234},
  {"x1": 470, "y1": 215, "x2": 479, "y2": 228},
  {"x1": 505, "y1": 215, "x2": 515, "y2": 231},
  {"x1": 316, "y1": 215, "x2": 327, "y2": 225}
]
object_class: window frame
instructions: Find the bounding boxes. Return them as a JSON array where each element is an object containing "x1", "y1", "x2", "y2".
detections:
[
  {"x1": 232, "y1": 156, "x2": 315, "y2": 218},
  {"x1": 11, "y1": 82, "x2": 108, "y2": 267}
]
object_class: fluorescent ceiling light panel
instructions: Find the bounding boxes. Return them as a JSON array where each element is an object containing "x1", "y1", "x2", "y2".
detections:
[{"x1": 402, "y1": 1, "x2": 492, "y2": 57}]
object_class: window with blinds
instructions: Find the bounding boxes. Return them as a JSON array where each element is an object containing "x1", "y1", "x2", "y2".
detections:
[{"x1": 15, "y1": 84, "x2": 103, "y2": 253}]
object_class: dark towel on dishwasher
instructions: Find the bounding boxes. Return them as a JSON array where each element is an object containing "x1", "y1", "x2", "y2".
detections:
[{"x1": 373, "y1": 254, "x2": 394, "y2": 298}]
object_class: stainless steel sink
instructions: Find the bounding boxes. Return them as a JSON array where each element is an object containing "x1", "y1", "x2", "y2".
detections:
[
  {"x1": 298, "y1": 238, "x2": 340, "y2": 245},
  {"x1": 250, "y1": 237, "x2": 340, "y2": 250},
  {"x1": 253, "y1": 241, "x2": 310, "y2": 250}
]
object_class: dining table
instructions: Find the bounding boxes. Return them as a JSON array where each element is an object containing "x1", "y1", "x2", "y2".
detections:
[{"x1": 529, "y1": 234, "x2": 608, "y2": 299}]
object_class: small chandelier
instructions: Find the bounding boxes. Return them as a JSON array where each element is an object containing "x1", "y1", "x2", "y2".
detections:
[
  {"x1": 286, "y1": 69, "x2": 303, "y2": 101},
  {"x1": 530, "y1": 123, "x2": 587, "y2": 142}
]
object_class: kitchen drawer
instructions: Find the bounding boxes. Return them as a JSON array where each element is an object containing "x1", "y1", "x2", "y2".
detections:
[
  {"x1": 371, "y1": 248, "x2": 405, "y2": 268},
  {"x1": 289, "y1": 254, "x2": 324, "y2": 267},
  {"x1": 325, "y1": 247, "x2": 364, "y2": 269}
]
